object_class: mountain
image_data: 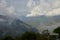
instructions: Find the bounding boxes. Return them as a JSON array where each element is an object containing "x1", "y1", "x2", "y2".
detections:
[
  {"x1": 0, "y1": 15, "x2": 38, "y2": 37},
  {"x1": 23, "y1": 15, "x2": 60, "y2": 32}
]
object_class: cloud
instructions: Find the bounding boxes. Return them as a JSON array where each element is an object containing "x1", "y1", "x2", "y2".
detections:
[
  {"x1": 1, "y1": 0, "x2": 60, "y2": 18},
  {"x1": 0, "y1": 0, "x2": 7, "y2": 7},
  {"x1": 27, "y1": 0, "x2": 36, "y2": 9},
  {"x1": 46, "y1": 8, "x2": 60, "y2": 16},
  {"x1": 0, "y1": 0, "x2": 15, "y2": 16},
  {"x1": 6, "y1": 6, "x2": 15, "y2": 15},
  {"x1": 26, "y1": 0, "x2": 60, "y2": 17}
]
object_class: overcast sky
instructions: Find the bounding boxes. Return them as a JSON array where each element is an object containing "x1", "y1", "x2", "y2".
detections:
[{"x1": 0, "y1": 0, "x2": 60, "y2": 18}]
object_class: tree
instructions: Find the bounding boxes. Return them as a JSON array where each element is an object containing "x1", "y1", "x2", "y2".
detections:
[
  {"x1": 2, "y1": 35, "x2": 14, "y2": 40},
  {"x1": 53, "y1": 27, "x2": 60, "y2": 38},
  {"x1": 42, "y1": 30, "x2": 50, "y2": 40},
  {"x1": 14, "y1": 35, "x2": 21, "y2": 40},
  {"x1": 20, "y1": 31, "x2": 42, "y2": 40}
]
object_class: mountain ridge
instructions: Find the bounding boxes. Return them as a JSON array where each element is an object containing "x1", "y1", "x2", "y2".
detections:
[
  {"x1": 0, "y1": 15, "x2": 38, "y2": 37},
  {"x1": 23, "y1": 15, "x2": 60, "y2": 32}
]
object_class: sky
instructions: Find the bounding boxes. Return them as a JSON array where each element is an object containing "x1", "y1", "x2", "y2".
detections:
[
  {"x1": 0, "y1": 0, "x2": 60, "y2": 33},
  {"x1": 0, "y1": 0, "x2": 60, "y2": 18},
  {"x1": 0, "y1": 0, "x2": 29, "y2": 17}
]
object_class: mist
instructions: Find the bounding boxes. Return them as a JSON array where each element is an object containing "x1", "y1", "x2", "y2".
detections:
[{"x1": 0, "y1": 0, "x2": 60, "y2": 33}]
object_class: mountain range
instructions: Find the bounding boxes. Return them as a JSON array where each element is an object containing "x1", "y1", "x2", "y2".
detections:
[
  {"x1": 23, "y1": 15, "x2": 60, "y2": 32},
  {"x1": 0, "y1": 15, "x2": 37, "y2": 37}
]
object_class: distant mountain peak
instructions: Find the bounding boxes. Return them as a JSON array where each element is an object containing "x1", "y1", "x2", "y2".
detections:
[{"x1": 0, "y1": 15, "x2": 38, "y2": 37}]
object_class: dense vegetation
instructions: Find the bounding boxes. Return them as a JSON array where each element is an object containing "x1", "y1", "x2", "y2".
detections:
[
  {"x1": 0, "y1": 32, "x2": 49, "y2": 40},
  {"x1": 0, "y1": 26, "x2": 60, "y2": 40},
  {"x1": 53, "y1": 26, "x2": 60, "y2": 38}
]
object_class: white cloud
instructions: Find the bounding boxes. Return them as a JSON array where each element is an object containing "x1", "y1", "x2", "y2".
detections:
[
  {"x1": 26, "y1": 0, "x2": 60, "y2": 17},
  {"x1": 26, "y1": 6, "x2": 45, "y2": 17},
  {"x1": 46, "y1": 8, "x2": 60, "y2": 16},
  {"x1": 27, "y1": 0, "x2": 36, "y2": 9},
  {"x1": 6, "y1": 6, "x2": 15, "y2": 15},
  {"x1": 0, "y1": 0, "x2": 15, "y2": 16},
  {"x1": 0, "y1": 0, "x2": 60, "y2": 17},
  {"x1": 0, "y1": 0, "x2": 7, "y2": 7}
]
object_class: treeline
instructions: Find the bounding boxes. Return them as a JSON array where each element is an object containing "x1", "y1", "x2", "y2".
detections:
[
  {"x1": 0, "y1": 31, "x2": 50, "y2": 40},
  {"x1": 0, "y1": 26, "x2": 60, "y2": 40}
]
